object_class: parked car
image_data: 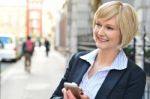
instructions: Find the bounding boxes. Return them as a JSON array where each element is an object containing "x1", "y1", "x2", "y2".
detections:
[{"x1": 0, "y1": 34, "x2": 22, "y2": 61}]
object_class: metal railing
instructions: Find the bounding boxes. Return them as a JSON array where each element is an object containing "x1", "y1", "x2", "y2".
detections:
[
  {"x1": 143, "y1": 83, "x2": 150, "y2": 99},
  {"x1": 77, "y1": 33, "x2": 96, "y2": 52}
]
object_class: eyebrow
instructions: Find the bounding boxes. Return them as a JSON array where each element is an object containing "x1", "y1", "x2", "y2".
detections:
[
  {"x1": 106, "y1": 24, "x2": 116, "y2": 27},
  {"x1": 95, "y1": 20, "x2": 117, "y2": 28}
]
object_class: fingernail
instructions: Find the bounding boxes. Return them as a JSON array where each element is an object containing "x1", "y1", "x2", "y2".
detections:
[{"x1": 80, "y1": 91, "x2": 84, "y2": 95}]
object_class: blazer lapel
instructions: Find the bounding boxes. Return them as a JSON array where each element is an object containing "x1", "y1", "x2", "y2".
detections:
[
  {"x1": 95, "y1": 70, "x2": 125, "y2": 99},
  {"x1": 74, "y1": 61, "x2": 90, "y2": 85}
]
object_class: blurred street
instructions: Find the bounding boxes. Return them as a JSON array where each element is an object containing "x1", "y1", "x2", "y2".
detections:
[{"x1": 0, "y1": 46, "x2": 67, "y2": 99}]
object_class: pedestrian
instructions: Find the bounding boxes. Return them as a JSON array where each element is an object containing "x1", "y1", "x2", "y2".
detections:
[
  {"x1": 44, "y1": 38, "x2": 50, "y2": 57},
  {"x1": 22, "y1": 36, "x2": 34, "y2": 73},
  {"x1": 37, "y1": 38, "x2": 42, "y2": 47},
  {"x1": 50, "y1": 1, "x2": 146, "y2": 99}
]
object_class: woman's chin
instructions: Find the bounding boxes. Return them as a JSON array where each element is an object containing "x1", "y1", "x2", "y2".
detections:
[{"x1": 96, "y1": 43, "x2": 107, "y2": 50}]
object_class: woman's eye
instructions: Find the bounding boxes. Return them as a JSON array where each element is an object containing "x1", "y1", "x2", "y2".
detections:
[
  {"x1": 107, "y1": 26, "x2": 114, "y2": 30},
  {"x1": 96, "y1": 23, "x2": 101, "y2": 27}
]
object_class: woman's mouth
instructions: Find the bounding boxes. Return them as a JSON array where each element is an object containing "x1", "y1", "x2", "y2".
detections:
[{"x1": 96, "y1": 36, "x2": 109, "y2": 42}]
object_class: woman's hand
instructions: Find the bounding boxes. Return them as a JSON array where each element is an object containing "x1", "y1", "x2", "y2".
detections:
[{"x1": 62, "y1": 88, "x2": 89, "y2": 99}]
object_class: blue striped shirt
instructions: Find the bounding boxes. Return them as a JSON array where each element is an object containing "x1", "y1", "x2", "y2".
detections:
[{"x1": 79, "y1": 49, "x2": 128, "y2": 99}]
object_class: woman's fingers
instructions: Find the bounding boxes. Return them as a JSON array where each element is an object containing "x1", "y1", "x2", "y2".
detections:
[
  {"x1": 80, "y1": 94, "x2": 89, "y2": 99},
  {"x1": 62, "y1": 88, "x2": 76, "y2": 99},
  {"x1": 67, "y1": 90, "x2": 76, "y2": 99},
  {"x1": 62, "y1": 87, "x2": 89, "y2": 99},
  {"x1": 62, "y1": 88, "x2": 68, "y2": 99}
]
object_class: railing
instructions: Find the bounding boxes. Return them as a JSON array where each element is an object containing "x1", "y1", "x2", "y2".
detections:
[
  {"x1": 77, "y1": 33, "x2": 96, "y2": 52},
  {"x1": 142, "y1": 28, "x2": 150, "y2": 77},
  {"x1": 143, "y1": 83, "x2": 150, "y2": 99}
]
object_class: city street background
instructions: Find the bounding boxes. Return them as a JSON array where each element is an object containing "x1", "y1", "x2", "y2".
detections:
[{"x1": 0, "y1": 46, "x2": 67, "y2": 99}]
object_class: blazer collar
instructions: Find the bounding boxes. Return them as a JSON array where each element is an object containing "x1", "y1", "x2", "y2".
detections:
[
  {"x1": 73, "y1": 60, "x2": 91, "y2": 85},
  {"x1": 80, "y1": 49, "x2": 99, "y2": 65},
  {"x1": 95, "y1": 69, "x2": 126, "y2": 99}
]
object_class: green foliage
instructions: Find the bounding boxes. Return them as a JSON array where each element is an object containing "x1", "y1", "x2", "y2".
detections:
[
  {"x1": 124, "y1": 45, "x2": 134, "y2": 58},
  {"x1": 145, "y1": 49, "x2": 150, "y2": 60}
]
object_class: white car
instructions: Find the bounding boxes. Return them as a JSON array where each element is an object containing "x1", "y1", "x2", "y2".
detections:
[{"x1": 0, "y1": 34, "x2": 22, "y2": 61}]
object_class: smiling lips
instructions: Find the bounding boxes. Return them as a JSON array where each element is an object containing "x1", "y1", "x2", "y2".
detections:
[{"x1": 96, "y1": 35, "x2": 109, "y2": 42}]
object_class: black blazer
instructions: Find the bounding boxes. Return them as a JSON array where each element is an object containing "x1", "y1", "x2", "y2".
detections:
[{"x1": 50, "y1": 51, "x2": 146, "y2": 99}]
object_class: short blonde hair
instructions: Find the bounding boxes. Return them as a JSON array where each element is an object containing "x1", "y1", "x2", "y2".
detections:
[{"x1": 93, "y1": 1, "x2": 138, "y2": 48}]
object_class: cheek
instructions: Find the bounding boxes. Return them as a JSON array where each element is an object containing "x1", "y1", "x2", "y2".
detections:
[
  {"x1": 117, "y1": 33, "x2": 122, "y2": 43},
  {"x1": 118, "y1": 36, "x2": 122, "y2": 44},
  {"x1": 114, "y1": 34, "x2": 122, "y2": 44},
  {"x1": 93, "y1": 29, "x2": 96, "y2": 40},
  {"x1": 93, "y1": 28, "x2": 96, "y2": 34},
  {"x1": 93, "y1": 28, "x2": 99, "y2": 36}
]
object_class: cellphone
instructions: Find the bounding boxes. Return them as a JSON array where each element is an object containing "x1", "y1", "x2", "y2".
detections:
[{"x1": 64, "y1": 82, "x2": 81, "y2": 99}]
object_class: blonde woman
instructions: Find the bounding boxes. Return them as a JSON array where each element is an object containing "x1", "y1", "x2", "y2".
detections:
[{"x1": 50, "y1": 1, "x2": 146, "y2": 99}]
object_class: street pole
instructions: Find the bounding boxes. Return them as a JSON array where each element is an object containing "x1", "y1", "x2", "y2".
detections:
[
  {"x1": 143, "y1": 26, "x2": 146, "y2": 70},
  {"x1": 0, "y1": 58, "x2": 1, "y2": 73}
]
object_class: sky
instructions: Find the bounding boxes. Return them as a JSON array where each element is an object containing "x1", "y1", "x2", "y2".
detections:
[
  {"x1": 0, "y1": 0, "x2": 26, "y2": 6},
  {"x1": 43, "y1": 0, "x2": 65, "y2": 12},
  {"x1": 43, "y1": 0, "x2": 65, "y2": 18},
  {"x1": 0, "y1": 0, "x2": 65, "y2": 15}
]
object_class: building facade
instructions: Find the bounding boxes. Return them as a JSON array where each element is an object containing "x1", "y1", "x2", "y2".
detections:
[{"x1": 0, "y1": 3, "x2": 26, "y2": 38}]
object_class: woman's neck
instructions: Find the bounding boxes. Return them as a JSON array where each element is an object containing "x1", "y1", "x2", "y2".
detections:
[
  {"x1": 96, "y1": 49, "x2": 120, "y2": 67},
  {"x1": 88, "y1": 49, "x2": 120, "y2": 78}
]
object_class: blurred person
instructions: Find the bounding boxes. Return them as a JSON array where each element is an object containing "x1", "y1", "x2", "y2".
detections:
[
  {"x1": 39, "y1": 40, "x2": 42, "y2": 47},
  {"x1": 37, "y1": 37, "x2": 42, "y2": 47},
  {"x1": 44, "y1": 38, "x2": 50, "y2": 57},
  {"x1": 22, "y1": 36, "x2": 34, "y2": 73},
  {"x1": 50, "y1": 1, "x2": 146, "y2": 99}
]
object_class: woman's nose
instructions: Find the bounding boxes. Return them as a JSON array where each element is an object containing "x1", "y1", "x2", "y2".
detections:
[{"x1": 97, "y1": 28, "x2": 105, "y2": 35}]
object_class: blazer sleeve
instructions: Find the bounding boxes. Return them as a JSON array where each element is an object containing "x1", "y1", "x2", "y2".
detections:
[
  {"x1": 123, "y1": 65, "x2": 146, "y2": 99},
  {"x1": 50, "y1": 52, "x2": 84, "y2": 99}
]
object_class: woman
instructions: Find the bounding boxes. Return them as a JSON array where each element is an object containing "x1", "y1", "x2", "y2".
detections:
[{"x1": 50, "y1": 1, "x2": 146, "y2": 99}]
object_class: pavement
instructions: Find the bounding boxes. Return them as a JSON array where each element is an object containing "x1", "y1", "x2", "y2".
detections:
[{"x1": 0, "y1": 46, "x2": 67, "y2": 99}]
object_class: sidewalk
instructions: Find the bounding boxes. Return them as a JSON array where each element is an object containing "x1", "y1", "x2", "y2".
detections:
[{"x1": 0, "y1": 46, "x2": 67, "y2": 99}]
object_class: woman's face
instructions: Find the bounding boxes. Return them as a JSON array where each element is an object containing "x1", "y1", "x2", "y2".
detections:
[{"x1": 93, "y1": 16, "x2": 121, "y2": 51}]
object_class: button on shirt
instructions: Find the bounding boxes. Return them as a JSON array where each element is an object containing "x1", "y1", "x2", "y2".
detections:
[{"x1": 79, "y1": 49, "x2": 128, "y2": 99}]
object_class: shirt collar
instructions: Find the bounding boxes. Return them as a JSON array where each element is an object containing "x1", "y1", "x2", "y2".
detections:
[
  {"x1": 80, "y1": 49, "x2": 99, "y2": 65},
  {"x1": 80, "y1": 49, "x2": 128, "y2": 70}
]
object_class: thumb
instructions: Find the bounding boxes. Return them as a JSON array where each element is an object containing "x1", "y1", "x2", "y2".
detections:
[{"x1": 80, "y1": 95, "x2": 89, "y2": 99}]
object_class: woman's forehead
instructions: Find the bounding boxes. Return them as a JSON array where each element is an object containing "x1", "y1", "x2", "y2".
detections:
[{"x1": 96, "y1": 16, "x2": 117, "y2": 23}]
